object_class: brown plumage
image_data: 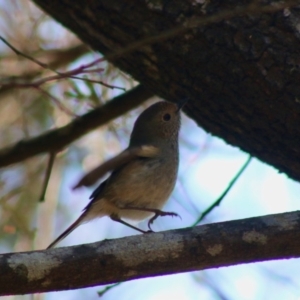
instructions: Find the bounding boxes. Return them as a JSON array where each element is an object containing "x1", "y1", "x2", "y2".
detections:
[{"x1": 47, "y1": 101, "x2": 182, "y2": 248}]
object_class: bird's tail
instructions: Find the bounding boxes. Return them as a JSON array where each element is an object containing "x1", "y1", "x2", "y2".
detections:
[{"x1": 47, "y1": 212, "x2": 89, "y2": 249}]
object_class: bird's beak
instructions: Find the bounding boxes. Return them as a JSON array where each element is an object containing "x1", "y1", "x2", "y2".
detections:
[{"x1": 176, "y1": 98, "x2": 188, "y2": 112}]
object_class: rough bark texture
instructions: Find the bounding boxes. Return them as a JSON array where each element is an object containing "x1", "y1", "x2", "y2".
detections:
[
  {"x1": 1, "y1": 211, "x2": 300, "y2": 295},
  {"x1": 30, "y1": 0, "x2": 300, "y2": 182}
]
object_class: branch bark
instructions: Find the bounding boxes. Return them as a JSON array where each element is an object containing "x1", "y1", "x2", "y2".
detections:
[
  {"x1": 0, "y1": 84, "x2": 153, "y2": 167},
  {"x1": 1, "y1": 210, "x2": 300, "y2": 295},
  {"x1": 31, "y1": 0, "x2": 300, "y2": 183}
]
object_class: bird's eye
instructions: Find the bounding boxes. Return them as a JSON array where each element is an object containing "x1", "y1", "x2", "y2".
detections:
[{"x1": 163, "y1": 113, "x2": 171, "y2": 121}]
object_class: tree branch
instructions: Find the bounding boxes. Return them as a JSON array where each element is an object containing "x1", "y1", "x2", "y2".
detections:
[
  {"x1": 1, "y1": 210, "x2": 300, "y2": 295},
  {"x1": 30, "y1": 0, "x2": 300, "y2": 183},
  {"x1": 0, "y1": 84, "x2": 153, "y2": 167}
]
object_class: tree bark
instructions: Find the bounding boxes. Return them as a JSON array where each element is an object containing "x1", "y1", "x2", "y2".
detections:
[
  {"x1": 30, "y1": 0, "x2": 300, "y2": 182},
  {"x1": 1, "y1": 211, "x2": 300, "y2": 295}
]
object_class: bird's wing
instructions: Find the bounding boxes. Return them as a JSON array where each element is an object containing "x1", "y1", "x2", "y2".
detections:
[
  {"x1": 88, "y1": 179, "x2": 107, "y2": 200},
  {"x1": 72, "y1": 145, "x2": 160, "y2": 189}
]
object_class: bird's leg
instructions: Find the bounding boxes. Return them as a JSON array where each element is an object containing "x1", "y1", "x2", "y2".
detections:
[
  {"x1": 110, "y1": 214, "x2": 151, "y2": 234},
  {"x1": 147, "y1": 210, "x2": 181, "y2": 231},
  {"x1": 120, "y1": 206, "x2": 181, "y2": 231}
]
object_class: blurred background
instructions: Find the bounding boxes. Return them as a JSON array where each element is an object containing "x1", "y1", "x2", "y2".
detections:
[{"x1": 1, "y1": 1, "x2": 300, "y2": 299}]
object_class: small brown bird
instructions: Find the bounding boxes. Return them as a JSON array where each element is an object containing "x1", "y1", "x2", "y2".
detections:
[{"x1": 47, "y1": 101, "x2": 183, "y2": 249}]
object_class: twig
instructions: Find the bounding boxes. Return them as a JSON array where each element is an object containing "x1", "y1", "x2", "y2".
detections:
[
  {"x1": 97, "y1": 282, "x2": 122, "y2": 297},
  {"x1": 0, "y1": 72, "x2": 124, "y2": 91},
  {"x1": 39, "y1": 152, "x2": 56, "y2": 202},
  {"x1": 0, "y1": 44, "x2": 89, "y2": 95},
  {"x1": 0, "y1": 37, "x2": 117, "y2": 92},
  {"x1": 192, "y1": 156, "x2": 252, "y2": 226},
  {"x1": 69, "y1": 76, "x2": 126, "y2": 91},
  {"x1": 0, "y1": 37, "x2": 103, "y2": 75},
  {"x1": 78, "y1": 68, "x2": 105, "y2": 74},
  {"x1": 0, "y1": 36, "x2": 51, "y2": 70}
]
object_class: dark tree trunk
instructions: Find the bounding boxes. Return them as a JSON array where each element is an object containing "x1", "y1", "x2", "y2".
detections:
[{"x1": 31, "y1": 0, "x2": 300, "y2": 182}]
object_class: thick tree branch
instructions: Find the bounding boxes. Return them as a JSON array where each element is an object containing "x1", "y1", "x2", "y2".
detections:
[
  {"x1": 30, "y1": 0, "x2": 300, "y2": 183},
  {"x1": 0, "y1": 84, "x2": 153, "y2": 167},
  {"x1": 1, "y1": 210, "x2": 300, "y2": 295}
]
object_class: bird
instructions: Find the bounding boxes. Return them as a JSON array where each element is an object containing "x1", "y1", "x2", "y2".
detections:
[{"x1": 47, "y1": 100, "x2": 184, "y2": 248}]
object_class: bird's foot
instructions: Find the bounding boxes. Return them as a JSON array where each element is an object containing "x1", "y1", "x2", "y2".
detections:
[{"x1": 148, "y1": 210, "x2": 181, "y2": 231}]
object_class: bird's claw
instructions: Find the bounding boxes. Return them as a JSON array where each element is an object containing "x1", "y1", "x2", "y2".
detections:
[{"x1": 147, "y1": 210, "x2": 181, "y2": 230}]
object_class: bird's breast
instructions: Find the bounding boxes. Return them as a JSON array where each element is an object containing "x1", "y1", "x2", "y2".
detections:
[{"x1": 102, "y1": 155, "x2": 178, "y2": 219}]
